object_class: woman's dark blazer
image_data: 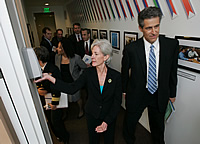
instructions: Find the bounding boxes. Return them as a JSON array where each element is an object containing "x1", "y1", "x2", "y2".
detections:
[{"x1": 51, "y1": 66, "x2": 122, "y2": 125}]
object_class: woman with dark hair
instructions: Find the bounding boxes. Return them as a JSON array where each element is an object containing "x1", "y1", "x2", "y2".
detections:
[
  {"x1": 35, "y1": 39, "x2": 122, "y2": 144},
  {"x1": 55, "y1": 38, "x2": 87, "y2": 118}
]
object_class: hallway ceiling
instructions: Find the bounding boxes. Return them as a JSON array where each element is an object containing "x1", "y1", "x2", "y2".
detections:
[{"x1": 23, "y1": 0, "x2": 73, "y2": 7}]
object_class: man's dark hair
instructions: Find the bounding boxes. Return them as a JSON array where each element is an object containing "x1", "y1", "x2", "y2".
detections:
[
  {"x1": 138, "y1": 7, "x2": 162, "y2": 28},
  {"x1": 42, "y1": 27, "x2": 51, "y2": 34},
  {"x1": 73, "y1": 23, "x2": 81, "y2": 28},
  {"x1": 56, "y1": 29, "x2": 63, "y2": 34},
  {"x1": 81, "y1": 28, "x2": 91, "y2": 35},
  {"x1": 62, "y1": 38, "x2": 75, "y2": 58},
  {"x1": 34, "y1": 46, "x2": 49, "y2": 63},
  {"x1": 180, "y1": 47, "x2": 186, "y2": 52}
]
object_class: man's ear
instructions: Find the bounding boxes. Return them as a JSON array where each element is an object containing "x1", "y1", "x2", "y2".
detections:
[{"x1": 139, "y1": 26, "x2": 143, "y2": 32}]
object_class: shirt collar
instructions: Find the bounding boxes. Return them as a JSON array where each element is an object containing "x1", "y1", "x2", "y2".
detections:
[
  {"x1": 41, "y1": 62, "x2": 47, "y2": 71},
  {"x1": 143, "y1": 37, "x2": 159, "y2": 50}
]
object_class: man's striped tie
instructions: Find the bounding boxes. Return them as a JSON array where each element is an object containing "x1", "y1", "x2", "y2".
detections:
[{"x1": 148, "y1": 45, "x2": 157, "y2": 94}]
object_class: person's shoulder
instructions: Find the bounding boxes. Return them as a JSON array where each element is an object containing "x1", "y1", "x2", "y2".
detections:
[
  {"x1": 46, "y1": 62, "x2": 59, "y2": 71},
  {"x1": 108, "y1": 67, "x2": 120, "y2": 75},
  {"x1": 160, "y1": 35, "x2": 178, "y2": 44}
]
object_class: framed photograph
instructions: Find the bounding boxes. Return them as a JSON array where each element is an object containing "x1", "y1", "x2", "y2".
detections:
[
  {"x1": 110, "y1": 30, "x2": 120, "y2": 50},
  {"x1": 92, "y1": 29, "x2": 98, "y2": 39},
  {"x1": 175, "y1": 36, "x2": 200, "y2": 73},
  {"x1": 99, "y1": 30, "x2": 108, "y2": 39},
  {"x1": 27, "y1": 24, "x2": 35, "y2": 47},
  {"x1": 124, "y1": 31, "x2": 138, "y2": 47}
]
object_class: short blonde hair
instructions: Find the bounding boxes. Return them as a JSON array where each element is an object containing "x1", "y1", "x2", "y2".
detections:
[{"x1": 91, "y1": 39, "x2": 113, "y2": 64}]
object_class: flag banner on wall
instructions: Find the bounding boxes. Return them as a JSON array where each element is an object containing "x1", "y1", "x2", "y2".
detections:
[
  {"x1": 100, "y1": 0, "x2": 107, "y2": 20},
  {"x1": 113, "y1": 0, "x2": 121, "y2": 19},
  {"x1": 125, "y1": 0, "x2": 134, "y2": 19},
  {"x1": 181, "y1": 0, "x2": 195, "y2": 19},
  {"x1": 153, "y1": 0, "x2": 163, "y2": 15},
  {"x1": 95, "y1": 0, "x2": 103, "y2": 20},
  {"x1": 166, "y1": 0, "x2": 178, "y2": 19},
  {"x1": 93, "y1": 0, "x2": 100, "y2": 21},
  {"x1": 86, "y1": 0, "x2": 94, "y2": 21},
  {"x1": 119, "y1": 0, "x2": 127, "y2": 19},
  {"x1": 133, "y1": 0, "x2": 141, "y2": 14},
  {"x1": 142, "y1": 0, "x2": 149, "y2": 8},
  {"x1": 83, "y1": 0, "x2": 92, "y2": 21},
  {"x1": 108, "y1": 0, "x2": 116, "y2": 19},
  {"x1": 89, "y1": 0, "x2": 97, "y2": 21},
  {"x1": 103, "y1": 0, "x2": 111, "y2": 20}
]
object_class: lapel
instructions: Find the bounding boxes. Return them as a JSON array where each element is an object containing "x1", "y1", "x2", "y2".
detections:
[
  {"x1": 158, "y1": 36, "x2": 167, "y2": 81},
  {"x1": 43, "y1": 62, "x2": 50, "y2": 73},
  {"x1": 135, "y1": 38, "x2": 147, "y2": 77},
  {"x1": 91, "y1": 67, "x2": 100, "y2": 92},
  {"x1": 102, "y1": 67, "x2": 112, "y2": 95}
]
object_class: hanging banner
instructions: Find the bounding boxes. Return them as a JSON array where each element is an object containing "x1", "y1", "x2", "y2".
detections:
[
  {"x1": 142, "y1": 0, "x2": 149, "y2": 8},
  {"x1": 126, "y1": 0, "x2": 134, "y2": 19},
  {"x1": 108, "y1": 0, "x2": 116, "y2": 19},
  {"x1": 113, "y1": 0, "x2": 121, "y2": 19},
  {"x1": 89, "y1": 0, "x2": 97, "y2": 21},
  {"x1": 103, "y1": 0, "x2": 111, "y2": 20},
  {"x1": 181, "y1": 0, "x2": 195, "y2": 19},
  {"x1": 153, "y1": 0, "x2": 163, "y2": 15},
  {"x1": 100, "y1": 0, "x2": 107, "y2": 20},
  {"x1": 93, "y1": 0, "x2": 100, "y2": 20},
  {"x1": 166, "y1": 0, "x2": 178, "y2": 19},
  {"x1": 133, "y1": 0, "x2": 140, "y2": 14},
  {"x1": 83, "y1": 0, "x2": 92, "y2": 21},
  {"x1": 119, "y1": 0, "x2": 127, "y2": 19},
  {"x1": 95, "y1": 0, "x2": 103, "y2": 20}
]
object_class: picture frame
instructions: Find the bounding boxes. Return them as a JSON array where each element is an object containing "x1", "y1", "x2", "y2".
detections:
[
  {"x1": 99, "y1": 30, "x2": 108, "y2": 39},
  {"x1": 92, "y1": 29, "x2": 98, "y2": 39},
  {"x1": 124, "y1": 31, "x2": 138, "y2": 47},
  {"x1": 175, "y1": 36, "x2": 200, "y2": 73},
  {"x1": 110, "y1": 30, "x2": 120, "y2": 50},
  {"x1": 27, "y1": 24, "x2": 35, "y2": 47}
]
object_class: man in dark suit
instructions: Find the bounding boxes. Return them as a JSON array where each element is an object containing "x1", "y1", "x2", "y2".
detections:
[
  {"x1": 76, "y1": 28, "x2": 94, "y2": 58},
  {"x1": 51, "y1": 29, "x2": 64, "y2": 47},
  {"x1": 40, "y1": 27, "x2": 55, "y2": 64},
  {"x1": 68, "y1": 23, "x2": 82, "y2": 51},
  {"x1": 121, "y1": 7, "x2": 179, "y2": 144}
]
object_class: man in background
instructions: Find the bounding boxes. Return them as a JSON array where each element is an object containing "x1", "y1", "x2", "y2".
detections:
[
  {"x1": 76, "y1": 28, "x2": 94, "y2": 59},
  {"x1": 51, "y1": 29, "x2": 64, "y2": 47},
  {"x1": 40, "y1": 27, "x2": 55, "y2": 64}
]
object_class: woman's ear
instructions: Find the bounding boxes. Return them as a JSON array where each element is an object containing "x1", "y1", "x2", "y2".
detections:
[{"x1": 104, "y1": 55, "x2": 109, "y2": 62}]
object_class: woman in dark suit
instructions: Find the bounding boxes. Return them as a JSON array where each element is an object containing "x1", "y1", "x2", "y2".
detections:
[
  {"x1": 55, "y1": 39, "x2": 87, "y2": 118},
  {"x1": 35, "y1": 39, "x2": 122, "y2": 144}
]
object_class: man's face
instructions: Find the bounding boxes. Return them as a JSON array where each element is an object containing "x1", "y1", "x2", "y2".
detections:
[
  {"x1": 44, "y1": 29, "x2": 52, "y2": 40},
  {"x1": 57, "y1": 30, "x2": 63, "y2": 39},
  {"x1": 139, "y1": 17, "x2": 160, "y2": 44},
  {"x1": 82, "y1": 30, "x2": 90, "y2": 41},
  {"x1": 73, "y1": 25, "x2": 81, "y2": 34}
]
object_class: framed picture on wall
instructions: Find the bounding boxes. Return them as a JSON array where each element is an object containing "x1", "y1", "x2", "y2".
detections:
[
  {"x1": 124, "y1": 31, "x2": 138, "y2": 47},
  {"x1": 92, "y1": 29, "x2": 98, "y2": 39},
  {"x1": 175, "y1": 36, "x2": 200, "y2": 73},
  {"x1": 110, "y1": 30, "x2": 120, "y2": 50},
  {"x1": 99, "y1": 30, "x2": 108, "y2": 39}
]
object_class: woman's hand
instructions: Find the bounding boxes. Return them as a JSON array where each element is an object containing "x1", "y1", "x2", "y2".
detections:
[
  {"x1": 95, "y1": 122, "x2": 108, "y2": 133},
  {"x1": 34, "y1": 73, "x2": 56, "y2": 84},
  {"x1": 38, "y1": 87, "x2": 47, "y2": 96}
]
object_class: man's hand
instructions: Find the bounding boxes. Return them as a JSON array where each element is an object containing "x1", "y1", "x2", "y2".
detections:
[
  {"x1": 48, "y1": 103, "x2": 57, "y2": 110},
  {"x1": 169, "y1": 97, "x2": 176, "y2": 103}
]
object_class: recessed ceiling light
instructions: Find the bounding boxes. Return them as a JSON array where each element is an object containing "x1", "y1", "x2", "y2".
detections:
[{"x1": 45, "y1": 3, "x2": 49, "y2": 6}]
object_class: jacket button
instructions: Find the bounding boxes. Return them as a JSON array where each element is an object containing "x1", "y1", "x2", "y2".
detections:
[{"x1": 99, "y1": 106, "x2": 102, "y2": 108}]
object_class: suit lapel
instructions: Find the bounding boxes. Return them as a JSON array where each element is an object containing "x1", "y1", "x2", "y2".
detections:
[
  {"x1": 69, "y1": 57, "x2": 75, "y2": 74},
  {"x1": 91, "y1": 67, "x2": 100, "y2": 91},
  {"x1": 135, "y1": 38, "x2": 147, "y2": 77},
  {"x1": 102, "y1": 67, "x2": 112, "y2": 95}
]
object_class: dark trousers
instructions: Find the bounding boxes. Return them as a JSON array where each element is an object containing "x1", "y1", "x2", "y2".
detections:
[
  {"x1": 86, "y1": 113, "x2": 116, "y2": 144},
  {"x1": 123, "y1": 91, "x2": 165, "y2": 144},
  {"x1": 45, "y1": 109, "x2": 70, "y2": 143}
]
